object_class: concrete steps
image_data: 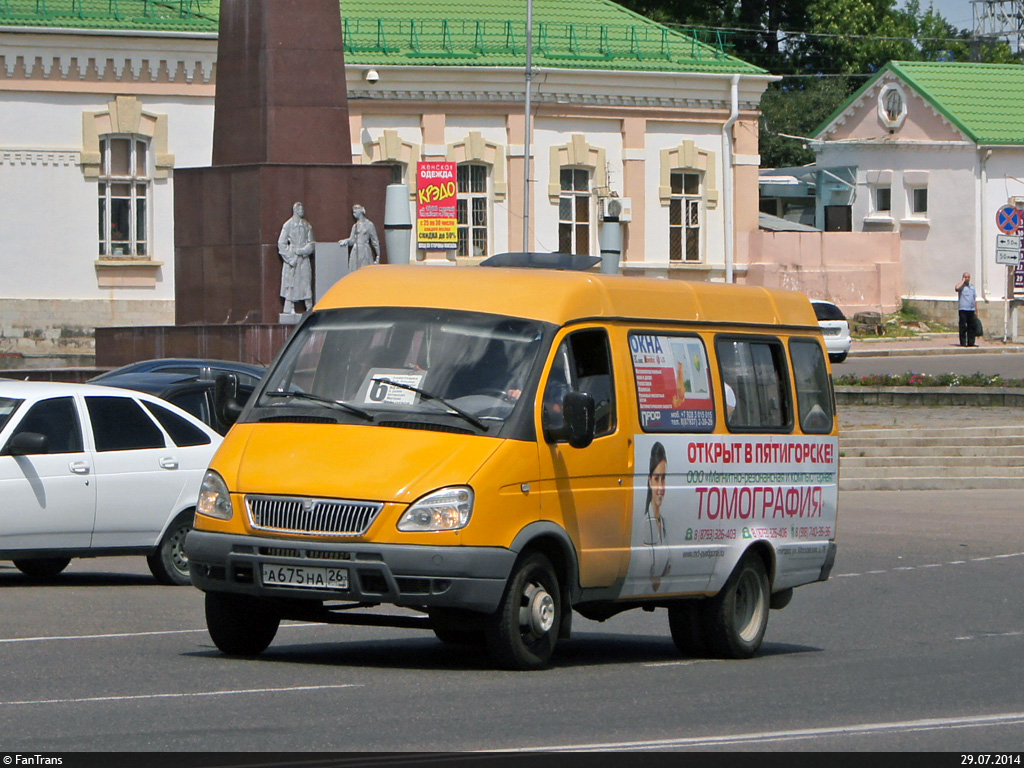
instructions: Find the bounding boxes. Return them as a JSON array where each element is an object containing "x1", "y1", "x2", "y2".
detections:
[{"x1": 840, "y1": 425, "x2": 1024, "y2": 491}]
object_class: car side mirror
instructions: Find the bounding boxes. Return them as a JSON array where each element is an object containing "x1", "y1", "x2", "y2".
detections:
[
  {"x1": 213, "y1": 373, "x2": 244, "y2": 431},
  {"x1": 563, "y1": 390, "x2": 596, "y2": 449},
  {"x1": 7, "y1": 431, "x2": 49, "y2": 456}
]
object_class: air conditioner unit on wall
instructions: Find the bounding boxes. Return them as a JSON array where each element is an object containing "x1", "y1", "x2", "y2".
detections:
[{"x1": 600, "y1": 197, "x2": 632, "y2": 222}]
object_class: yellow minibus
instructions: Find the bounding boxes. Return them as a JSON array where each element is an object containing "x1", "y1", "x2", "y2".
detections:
[{"x1": 186, "y1": 262, "x2": 838, "y2": 669}]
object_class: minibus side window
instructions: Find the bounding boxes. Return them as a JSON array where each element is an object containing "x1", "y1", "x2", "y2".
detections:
[
  {"x1": 715, "y1": 336, "x2": 792, "y2": 432},
  {"x1": 543, "y1": 328, "x2": 616, "y2": 441},
  {"x1": 789, "y1": 339, "x2": 835, "y2": 434},
  {"x1": 628, "y1": 332, "x2": 715, "y2": 433}
]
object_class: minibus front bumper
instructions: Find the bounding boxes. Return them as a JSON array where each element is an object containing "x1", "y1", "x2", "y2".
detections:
[{"x1": 185, "y1": 530, "x2": 516, "y2": 613}]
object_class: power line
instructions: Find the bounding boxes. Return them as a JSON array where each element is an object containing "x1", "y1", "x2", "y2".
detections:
[{"x1": 663, "y1": 21, "x2": 974, "y2": 47}]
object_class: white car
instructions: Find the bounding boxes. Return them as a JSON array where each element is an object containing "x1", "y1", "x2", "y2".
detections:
[
  {"x1": 811, "y1": 300, "x2": 852, "y2": 364},
  {"x1": 0, "y1": 380, "x2": 222, "y2": 584}
]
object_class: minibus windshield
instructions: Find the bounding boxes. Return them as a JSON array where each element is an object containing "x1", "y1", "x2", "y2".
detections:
[{"x1": 256, "y1": 307, "x2": 549, "y2": 432}]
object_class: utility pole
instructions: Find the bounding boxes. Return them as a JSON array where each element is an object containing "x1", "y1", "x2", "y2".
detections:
[{"x1": 522, "y1": 0, "x2": 534, "y2": 252}]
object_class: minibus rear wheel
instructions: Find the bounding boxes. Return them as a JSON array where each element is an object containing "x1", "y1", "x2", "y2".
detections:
[
  {"x1": 205, "y1": 592, "x2": 280, "y2": 656},
  {"x1": 704, "y1": 554, "x2": 770, "y2": 659},
  {"x1": 485, "y1": 552, "x2": 561, "y2": 670}
]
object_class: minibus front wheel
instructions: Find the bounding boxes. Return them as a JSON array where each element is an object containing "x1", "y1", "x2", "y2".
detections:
[
  {"x1": 704, "y1": 553, "x2": 770, "y2": 659},
  {"x1": 205, "y1": 591, "x2": 281, "y2": 656},
  {"x1": 485, "y1": 552, "x2": 561, "y2": 670}
]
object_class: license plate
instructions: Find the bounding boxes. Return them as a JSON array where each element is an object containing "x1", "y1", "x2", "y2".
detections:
[
  {"x1": 260, "y1": 564, "x2": 349, "y2": 590},
  {"x1": 822, "y1": 327, "x2": 840, "y2": 336}
]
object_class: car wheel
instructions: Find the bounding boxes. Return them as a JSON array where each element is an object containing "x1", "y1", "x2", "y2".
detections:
[
  {"x1": 704, "y1": 554, "x2": 770, "y2": 659},
  {"x1": 13, "y1": 557, "x2": 71, "y2": 579},
  {"x1": 829, "y1": 351, "x2": 848, "y2": 364},
  {"x1": 205, "y1": 591, "x2": 280, "y2": 656},
  {"x1": 667, "y1": 601, "x2": 708, "y2": 657},
  {"x1": 147, "y1": 512, "x2": 193, "y2": 586},
  {"x1": 485, "y1": 552, "x2": 561, "y2": 670}
]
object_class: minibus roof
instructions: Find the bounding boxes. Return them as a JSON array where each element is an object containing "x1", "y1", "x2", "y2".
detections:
[{"x1": 318, "y1": 266, "x2": 818, "y2": 329}]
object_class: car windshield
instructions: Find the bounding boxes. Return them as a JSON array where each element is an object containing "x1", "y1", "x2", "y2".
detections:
[
  {"x1": 0, "y1": 396, "x2": 22, "y2": 433},
  {"x1": 255, "y1": 307, "x2": 550, "y2": 433}
]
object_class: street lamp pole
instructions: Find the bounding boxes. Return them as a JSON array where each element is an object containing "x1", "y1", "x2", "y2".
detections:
[{"x1": 522, "y1": 0, "x2": 534, "y2": 252}]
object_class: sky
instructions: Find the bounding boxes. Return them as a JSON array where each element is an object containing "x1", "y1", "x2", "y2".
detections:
[{"x1": 915, "y1": 0, "x2": 977, "y2": 31}]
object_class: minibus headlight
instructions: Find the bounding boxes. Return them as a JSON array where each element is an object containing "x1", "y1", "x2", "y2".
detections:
[
  {"x1": 397, "y1": 487, "x2": 474, "y2": 532},
  {"x1": 197, "y1": 470, "x2": 234, "y2": 520}
]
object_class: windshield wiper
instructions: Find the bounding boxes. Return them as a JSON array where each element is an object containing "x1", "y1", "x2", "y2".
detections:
[
  {"x1": 264, "y1": 390, "x2": 375, "y2": 422},
  {"x1": 373, "y1": 378, "x2": 488, "y2": 432}
]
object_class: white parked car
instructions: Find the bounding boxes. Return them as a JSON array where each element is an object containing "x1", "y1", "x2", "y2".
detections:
[
  {"x1": 811, "y1": 300, "x2": 852, "y2": 364},
  {"x1": 0, "y1": 380, "x2": 222, "y2": 584}
]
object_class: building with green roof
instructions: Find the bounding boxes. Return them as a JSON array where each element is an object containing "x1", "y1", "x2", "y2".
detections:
[
  {"x1": 812, "y1": 61, "x2": 1024, "y2": 333},
  {"x1": 0, "y1": 0, "x2": 775, "y2": 363}
]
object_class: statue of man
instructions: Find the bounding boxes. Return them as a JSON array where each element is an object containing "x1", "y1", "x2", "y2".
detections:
[
  {"x1": 339, "y1": 204, "x2": 380, "y2": 271},
  {"x1": 278, "y1": 201, "x2": 315, "y2": 314}
]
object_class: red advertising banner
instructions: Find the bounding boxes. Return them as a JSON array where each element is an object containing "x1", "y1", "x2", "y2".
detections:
[{"x1": 417, "y1": 161, "x2": 457, "y2": 250}]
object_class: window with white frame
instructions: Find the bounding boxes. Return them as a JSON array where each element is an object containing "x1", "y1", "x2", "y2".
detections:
[
  {"x1": 374, "y1": 161, "x2": 405, "y2": 185},
  {"x1": 670, "y1": 171, "x2": 702, "y2": 262},
  {"x1": 909, "y1": 186, "x2": 928, "y2": 215},
  {"x1": 457, "y1": 163, "x2": 489, "y2": 257},
  {"x1": 98, "y1": 136, "x2": 150, "y2": 258},
  {"x1": 559, "y1": 168, "x2": 591, "y2": 255},
  {"x1": 874, "y1": 186, "x2": 892, "y2": 214}
]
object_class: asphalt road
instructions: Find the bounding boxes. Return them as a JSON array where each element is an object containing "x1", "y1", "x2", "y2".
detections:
[
  {"x1": 2, "y1": 489, "x2": 1023, "y2": 753},
  {"x1": 839, "y1": 351, "x2": 1024, "y2": 379}
]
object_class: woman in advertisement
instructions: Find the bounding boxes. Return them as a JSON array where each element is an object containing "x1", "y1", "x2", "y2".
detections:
[{"x1": 644, "y1": 441, "x2": 671, "y2": 591}]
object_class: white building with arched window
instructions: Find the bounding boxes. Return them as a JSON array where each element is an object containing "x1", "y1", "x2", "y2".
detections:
[{"x1": 0, "y1": 0, "x2": 773, "y2": 364}]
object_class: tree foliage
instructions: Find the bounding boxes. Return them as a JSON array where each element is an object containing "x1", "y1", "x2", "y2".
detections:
[{"x1": 618, "y1": 0, "x2": 1020, "y2": 166}]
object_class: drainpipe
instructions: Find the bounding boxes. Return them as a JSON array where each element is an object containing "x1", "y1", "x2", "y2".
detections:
[{"x1": 723, "y1": 74, "x2": 740, "y2": 284}]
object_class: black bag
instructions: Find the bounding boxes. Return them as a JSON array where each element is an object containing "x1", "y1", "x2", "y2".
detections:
[{"x1": 972, "y1": 314, "x2": 984, "y2": 337}]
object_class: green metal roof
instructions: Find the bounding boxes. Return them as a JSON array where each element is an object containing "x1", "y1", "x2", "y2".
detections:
[
  {"x1": 0, "y1": 0, "x2": 217, "y2": 33},
  {"x1": 816, "y1": 61, "x2": 1024, "y2": 145},
  {"x1": 0, "y1": 0, "x2": 765, "y2": 75}
]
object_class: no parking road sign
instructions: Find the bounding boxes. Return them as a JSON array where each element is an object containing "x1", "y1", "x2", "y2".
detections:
[{"x1": 996, "y1": 205, "x2": 1022, "y2": 234}]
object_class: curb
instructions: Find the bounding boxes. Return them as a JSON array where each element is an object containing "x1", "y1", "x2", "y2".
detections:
[
  {"x1": 836, "y1": 386, "x2": 1024, "y2": 407},
  {"x1": 848, "y1": 345, "x2": 1024, "y2": 358}
]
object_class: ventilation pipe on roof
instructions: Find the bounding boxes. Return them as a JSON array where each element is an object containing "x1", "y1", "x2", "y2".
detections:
[{"x1": 723, "y1": 74, "x2": 740, "y2": 284}]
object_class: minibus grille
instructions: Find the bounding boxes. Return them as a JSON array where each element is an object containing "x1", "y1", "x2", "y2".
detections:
[{"x1": 245, "y1": 495, "x2": 383, "y2": 536}]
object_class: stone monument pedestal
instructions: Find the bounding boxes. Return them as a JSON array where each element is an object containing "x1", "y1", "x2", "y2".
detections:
[{"x1": 93, "y1": 0, "x2": 391, "y2": 368}]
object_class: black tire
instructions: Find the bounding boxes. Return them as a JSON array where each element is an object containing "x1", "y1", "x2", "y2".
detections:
[
  {"x1": 829, "y1": 351, "x2": 848, "y2": 364},
  {"x1": 704, "y1": 554, "x2": 770, "y2": 659},
  {"x1": 485, "y1": 552, "x2": 561, "y2": 670},
  {"x1": 13, "y1": 557, "x2": 71, "y2": 579},
  {"x1": 668, "y1": 601, "x2": 708, "y2": 657},
  {"x1": 147, "y1": 512, "x2": 193, "y2": 586},
  {"x1": 429, "y1": 608, "x2": 486, "y2": 646},
  {"x1": 204, "y1": 591, "x2": 280, "y2": 656}
]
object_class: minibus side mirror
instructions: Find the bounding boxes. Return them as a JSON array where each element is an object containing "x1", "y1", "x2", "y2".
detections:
[
  {"x1": 563, "y1": 390, "x2": 596, "y2": 449},
  {"x1": 213, "y1": 373, "x2": 244, "y2": 431},
  {"x1": 7, "y1": 431, "x2": 49, "y2": 456}
]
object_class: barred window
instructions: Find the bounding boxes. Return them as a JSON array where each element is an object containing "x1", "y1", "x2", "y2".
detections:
[
  {"x1": 558, "y1": 168, "x2": 591, "y2": 255},
  {"x1": 669, "y1": 171, "x2": 701, "y2": 262},
  {"x1": 98, "y1": 136, "x2": 150, "y2": 258},
  {"x1": 457, "y1": 164, "x2": 489, "y2": 257}
]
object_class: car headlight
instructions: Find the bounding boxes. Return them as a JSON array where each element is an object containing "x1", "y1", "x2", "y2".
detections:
[
  {"x1": 397, "y1": 486, "x2": 474, "y2": 532},
  {"x1": 197, "y1": 470, "x2": 234, "y2": 520}
]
